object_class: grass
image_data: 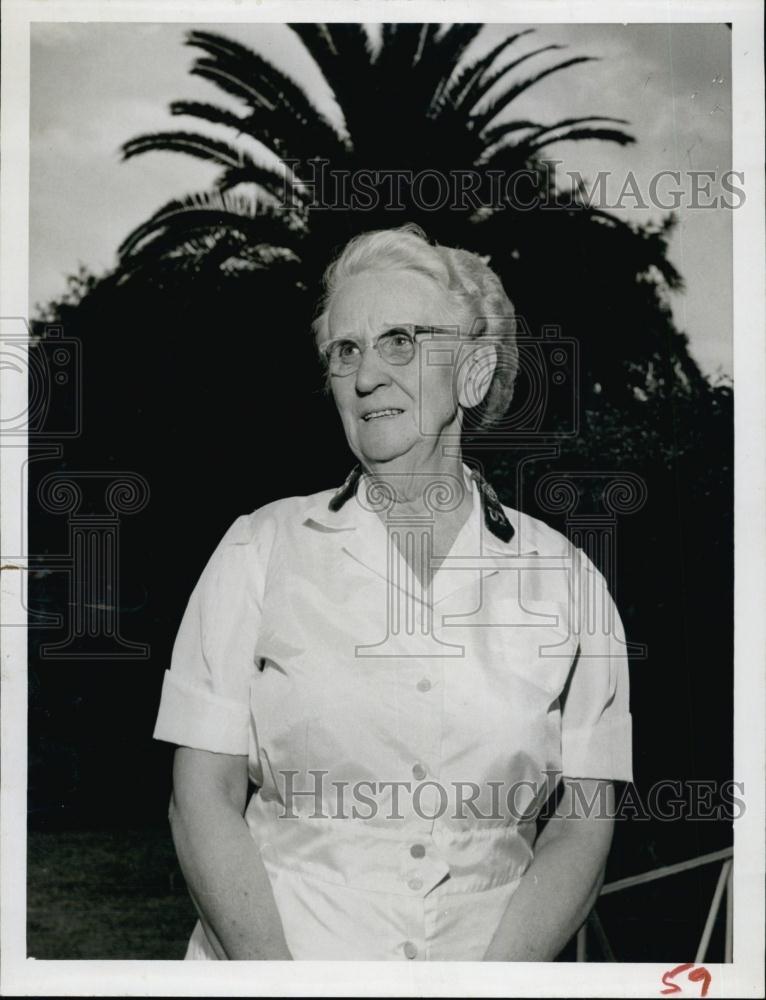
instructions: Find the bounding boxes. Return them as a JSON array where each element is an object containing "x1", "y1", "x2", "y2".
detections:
[
  {"x1": 27, "y1": 826, "x2": 197, "y2": 959},
  {"x1": 27, "y1": 825, "x2": 728, "y2": 961}
]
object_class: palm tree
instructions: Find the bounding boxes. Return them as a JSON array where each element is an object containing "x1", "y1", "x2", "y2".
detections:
[
  {"x1": 116, "y1": 23, "x2": 704, "y2": 405},
  {"x1": 118, "y1": 25, "x2": 632, "y2": 273}
]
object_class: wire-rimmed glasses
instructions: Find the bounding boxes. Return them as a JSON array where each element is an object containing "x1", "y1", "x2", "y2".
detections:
[{"x1": 319, "y1": 325, "x2": 435, "y2": 377}]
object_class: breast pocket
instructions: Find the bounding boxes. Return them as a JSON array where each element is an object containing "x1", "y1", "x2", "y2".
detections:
[{"x1": 448, "y1": 594, "x2": 579, "y2": 703}]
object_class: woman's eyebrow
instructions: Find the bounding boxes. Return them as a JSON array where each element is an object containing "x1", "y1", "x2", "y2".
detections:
[
  {"x1": 321, "y1": 334, "x2": 361, "y2": 347},
  {"x1": 412, "y1": 324, "x2": 457, "y2": 336}
]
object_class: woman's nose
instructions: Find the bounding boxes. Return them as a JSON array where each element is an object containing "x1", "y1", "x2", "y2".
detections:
[{"x1": 354, "y1": 343, "x2": 390, "y2": 394}]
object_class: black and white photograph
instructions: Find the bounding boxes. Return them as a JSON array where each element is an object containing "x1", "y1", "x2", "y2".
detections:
[{"x1": 1, "y1": 0, "x2": 764, "y2": 996}]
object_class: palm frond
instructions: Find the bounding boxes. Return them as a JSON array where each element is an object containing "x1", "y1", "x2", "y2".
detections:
[
  {"x1": 388, "y1": 24, "x2": 458, "y2": 116},
  {"x1": 188, "y1": 61, "x2": 348, "y2": 164},
  {"x1": 526, "y1": 126, "x2": 636, "y2": 153},
  {"x1": 187, "y1": 30, "x2": 334, "y2": 128},
  {"x1": 117, "y1": 189, "x2": 305, "y2": 261},
  {"x1": 437, "y1": 29, "x2": 535, "y2": 111},
  {"x1": 287, "y1": 23, "x2": 375, "y2": 141},
  {"x1": 213, "y1": 161, "x2": 308, "y2": 205},
  {"x1": 120, "y1": 130, "x2": 301, "y2": 203},
  {"x1": 376, "y1": 22, "x2": 431, "y2": 74},
  {"x1": 414, "y1": 23, "x2": 441, "y2": 64},
  {"x1": 481, "y1": 114, "x2": 629, "y2": 149},
  {"x1": 121, "y1": 130, "x2": 243, "y2": 168},
  {"x1": 479, "y1": 116, "x2": 633, "y2": 163},
  {"x1": 461, "y1": 44, "x2": 567, "y2": 114},
  {"x1": 169, "y1": 100, "x2": 251, "y2": 136},
  {"x1": 117, "y1": 226, "x2": 300, "y2": 281},
  {"x1": 411, "y1": 24, "x2": 484, "y2": 115},
  {"x1": 471, "y1": 56, "x2": 597, "y2": 133},
  {"x1": 289, "y1": 22, "x2": 374, "y2": 71},
  {"x1": 380, "y1": 23, "x2": 399, "y2": 52},
  {"x1": 186, "y1": 30, "x2": 348, "y2": 159},
  {"x1": 169, "y1": 99, "x2": 314, "y2": 164},
  {"x1": 431, "y1": 23, "x2": 485, "y2": 70}
]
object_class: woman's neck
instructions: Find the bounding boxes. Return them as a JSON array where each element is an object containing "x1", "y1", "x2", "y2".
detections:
[{"x1": 361, "y1": 453, "x2": 471, "y2": 521}]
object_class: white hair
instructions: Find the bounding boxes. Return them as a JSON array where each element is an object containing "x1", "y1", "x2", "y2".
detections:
[{"x1": 312, "y1": 223, "x2": 518, "y2": 425}]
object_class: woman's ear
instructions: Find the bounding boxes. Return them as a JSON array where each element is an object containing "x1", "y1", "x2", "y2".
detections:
[{"x1": 457, "y1": 342, "x2": 498, "y2": 410}]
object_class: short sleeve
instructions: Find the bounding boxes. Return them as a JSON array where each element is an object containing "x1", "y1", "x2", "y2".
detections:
[
  {"x1": 560, "y1": 550, "x2": 633, "y2": 782},
  {"x1": 152, "y1": 514, "x2": 264, "y2": 755}
]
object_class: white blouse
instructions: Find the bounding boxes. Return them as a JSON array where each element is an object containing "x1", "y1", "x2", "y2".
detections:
[{"x1": 153, "y1": 463, "x2": 632, "y2": 961}]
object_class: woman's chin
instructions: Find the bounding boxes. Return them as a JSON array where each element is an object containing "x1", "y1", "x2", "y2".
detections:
[
  {"x1": 360, "y1": 445, "x2": 411, "y2": 464},
  {"x1": 354, "y1": 428, "x2": 417, "y2": 465}
]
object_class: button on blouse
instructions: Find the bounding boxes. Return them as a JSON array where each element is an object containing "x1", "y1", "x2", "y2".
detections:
[{"x1": 153, "y1": 464, "x2": 633, "y2": 961}]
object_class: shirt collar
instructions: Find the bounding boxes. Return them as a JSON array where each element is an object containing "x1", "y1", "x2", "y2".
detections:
[
  {"x1": 305, "y1": 462, "x2": 539, "y2": 558},
  {"x1": 302, "y1": 463, "x2": 540, "y2": 608},
  {"x1": 326, "y1": 462, "x2": 515, "y2": 544}
]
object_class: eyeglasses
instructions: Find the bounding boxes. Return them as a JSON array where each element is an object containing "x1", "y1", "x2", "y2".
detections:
[{"x1": 319, "y1": 326, "x2": 434, "y2": 377}]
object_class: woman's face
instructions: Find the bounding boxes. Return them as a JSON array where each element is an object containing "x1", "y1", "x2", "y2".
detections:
[{"x1": 319, "y1": 269, "x2": 464, "y2": 469}]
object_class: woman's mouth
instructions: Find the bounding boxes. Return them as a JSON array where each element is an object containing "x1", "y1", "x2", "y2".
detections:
[{"x1": 361, "y1": 408, "x2": 404, "y2": 421}]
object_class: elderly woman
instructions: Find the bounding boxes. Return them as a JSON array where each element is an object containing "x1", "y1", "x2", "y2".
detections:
[{"x1": 153, "y1": 224, "x2": 632, "y2": 962}]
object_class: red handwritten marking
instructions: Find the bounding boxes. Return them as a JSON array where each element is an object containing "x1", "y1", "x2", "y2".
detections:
[
  {"x1": 661, "y1": 963, "x2": 695, "y2": 995},
  {"x1": 688, "y1": 967, "x2": 712, "y2": 997},
  {"x1": 660, "y1": 963, "x2": 712, "y2": 997}
]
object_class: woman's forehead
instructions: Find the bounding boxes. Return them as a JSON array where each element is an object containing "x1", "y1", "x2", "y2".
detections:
[{"x1": 325, "y1": 269, "x2": 451, "y2": 337}]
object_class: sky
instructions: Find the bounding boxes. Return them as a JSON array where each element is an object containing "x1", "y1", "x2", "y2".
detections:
[{"x1": 29, "y1": 21, "x2": 733, "y2": 379}]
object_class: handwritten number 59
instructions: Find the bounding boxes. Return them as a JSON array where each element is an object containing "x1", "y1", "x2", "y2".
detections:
[{"x1": 661, "y1": 963, "x2": 712, "y2": 997}]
